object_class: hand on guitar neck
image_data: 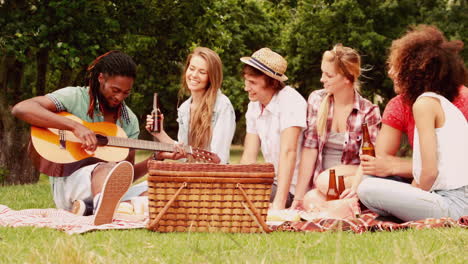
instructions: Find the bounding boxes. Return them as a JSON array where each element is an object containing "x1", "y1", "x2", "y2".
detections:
[
  {"x1": 153, "y1": 143, "x2": 186, "y2": 161},
  {"x1": 30, "y1": 112, "x2": 221, "y2": 173},
  {"x1": 145, "y1": 113, "x2": 221, "y2": 163},
  {"x1": 145, "y1": 113, "x2": 185, "y2": 160}
]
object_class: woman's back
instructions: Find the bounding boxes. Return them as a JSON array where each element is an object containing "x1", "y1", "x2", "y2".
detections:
[{"x1": 413, "y1": 92, "x2": 468, "y2": 191}]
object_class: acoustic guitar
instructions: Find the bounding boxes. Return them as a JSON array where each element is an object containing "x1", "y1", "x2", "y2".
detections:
[{"x1": 29, "y1": 112, "x2": 220, "y2": 176}]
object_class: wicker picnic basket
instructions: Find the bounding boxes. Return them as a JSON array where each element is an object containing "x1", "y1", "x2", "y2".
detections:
[{"x1": 147, "y1": 161, "x2": 274, "y2": 233}]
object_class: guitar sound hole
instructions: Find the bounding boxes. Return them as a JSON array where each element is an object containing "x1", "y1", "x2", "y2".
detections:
[{"x1": 96, "y1": 134, "x2": 109, "y2": 146}]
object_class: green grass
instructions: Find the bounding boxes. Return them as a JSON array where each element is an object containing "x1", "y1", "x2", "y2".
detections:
[{"x1": 0, "y1": 148, "x2": 466, "y2": 263}]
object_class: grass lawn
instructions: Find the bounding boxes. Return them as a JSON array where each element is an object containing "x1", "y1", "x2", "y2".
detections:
[{"x1": 0, "y1": 148, "x2": 466, "y2": 263}]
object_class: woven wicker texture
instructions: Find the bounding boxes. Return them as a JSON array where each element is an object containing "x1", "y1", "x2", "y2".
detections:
[
  {"x1": 147, "y1": 161, "x2": 274, "y2": 233},
  {"x1": 240, "y1": 48, "x2": 288, "y2": 81}
]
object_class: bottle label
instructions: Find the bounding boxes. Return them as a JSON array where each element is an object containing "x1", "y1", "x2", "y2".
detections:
[{"x1": 152, "y1": 111, "x2": 161, "y2": 133}]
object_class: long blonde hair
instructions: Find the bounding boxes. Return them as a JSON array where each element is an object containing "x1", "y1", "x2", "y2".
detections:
[
  {"x1": 316, "y1": 44, "x2": 361, "y2": 138},
  {"x1": 179, "y1": 47, "x2": 223, "y2": 150}
]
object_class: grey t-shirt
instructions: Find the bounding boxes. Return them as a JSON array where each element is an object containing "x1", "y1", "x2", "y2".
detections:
[{"x1": 322, "y1": 131, "x2": 345, "y2": 170}]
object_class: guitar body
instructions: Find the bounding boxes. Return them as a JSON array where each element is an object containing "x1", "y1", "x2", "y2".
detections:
[
  {"x1": 30, "y1": 112, "x2": 221, "y2": 176},
  {"x1": 30, "y1": 112, "x2": 129, "y2": 164}
]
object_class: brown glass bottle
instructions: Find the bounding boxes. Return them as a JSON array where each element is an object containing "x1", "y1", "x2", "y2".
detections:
[
  {"x1": 338, "y1": 175, "x2": 345, "y2": 196},
  {"x1": 151, "y1": 93, "x2": 162, "y2": 133},
  {"x1": 361, "y1": 123, "x2": 375, "y2": 157},
  {"x1": 326, "y1": 169, "x2": 340, "y2": 201}
]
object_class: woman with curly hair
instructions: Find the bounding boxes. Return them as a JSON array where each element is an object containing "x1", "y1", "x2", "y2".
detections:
[
  {"x1": 358, "y1": 25, "x2": 468, "y2": 221},
  {"x1": 147, "y1": 47, "x2": 236, "y2": 164}
]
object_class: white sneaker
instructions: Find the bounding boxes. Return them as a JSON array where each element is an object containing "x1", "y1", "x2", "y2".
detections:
[
  {"x1": 71, "y1": 199, "x2": 93, "y2": 216},
  {"x1": 94, "y1": 161, "x2": 134, "y2": 225}
]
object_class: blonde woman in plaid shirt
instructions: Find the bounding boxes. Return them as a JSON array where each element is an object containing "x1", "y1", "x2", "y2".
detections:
[{"x1": 292, "y1": 44, "x2": 381, "y2": 212}]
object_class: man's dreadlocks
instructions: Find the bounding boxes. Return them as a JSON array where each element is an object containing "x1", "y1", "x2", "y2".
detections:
[{"x1": 85, "y1": 50, "x2": 137, "y2": 119}]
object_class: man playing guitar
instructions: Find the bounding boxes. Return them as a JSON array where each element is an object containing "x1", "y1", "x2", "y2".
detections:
[{"x1": 12, "y1": 51, "x2": 184, "y2": 225}]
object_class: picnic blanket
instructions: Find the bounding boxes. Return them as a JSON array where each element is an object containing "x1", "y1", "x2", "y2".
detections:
[
  {"x1": 0, "y1": 205, "x2": 466, "y2": 234},
  {"x1": 0, "y1": 205, "x2": 147, "y2": 235},
  {"x1": 271, "y1": 210, "x2": 468, "y2": 233}
]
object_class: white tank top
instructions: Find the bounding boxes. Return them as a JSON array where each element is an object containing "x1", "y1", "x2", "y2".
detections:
[{"x1": 413, "y1": 92, "x2": 468, "y2": 191}]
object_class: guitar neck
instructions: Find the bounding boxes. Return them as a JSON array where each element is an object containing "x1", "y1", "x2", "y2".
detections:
[{"x1": 106, "y1": 136, "x2": 191, "y2": 153}]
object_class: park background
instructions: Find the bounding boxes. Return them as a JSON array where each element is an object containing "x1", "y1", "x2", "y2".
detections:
[
  {"x1": 0, "y1": 0, "x2": 466, "y2": 185},
  {"x1": 0, "y1": 1, "x2": 467, "y2": 263}
]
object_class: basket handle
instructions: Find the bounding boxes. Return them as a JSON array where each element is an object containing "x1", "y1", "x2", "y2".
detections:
[
  {"x1": 147, "y1": 182, "x2": 187, "y2": 231},
  {"x1": 236, "y1": 183, "x2": 272, "y2": 233}
]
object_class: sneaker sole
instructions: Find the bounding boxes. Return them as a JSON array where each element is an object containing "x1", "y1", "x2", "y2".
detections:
[
  {"x1": 94, "y1": 161, "x2": 134, "y2": 225},
  {"x1": 71, "y1": 200, "x2": 86, "y2": 216}
]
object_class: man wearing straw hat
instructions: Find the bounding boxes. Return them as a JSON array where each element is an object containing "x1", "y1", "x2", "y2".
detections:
[{"x1": 240, "y1": 48, "x2": 307, "y2": 210}]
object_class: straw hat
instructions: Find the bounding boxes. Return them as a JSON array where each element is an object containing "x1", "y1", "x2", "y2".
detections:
[{"x1": 240, "y1": 48, "x2": 288, "y2": 82}]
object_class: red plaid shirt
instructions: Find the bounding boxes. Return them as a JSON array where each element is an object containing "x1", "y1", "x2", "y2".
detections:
[{"x1": 303, "y1": 89, "x2": 381, "y2": 186}]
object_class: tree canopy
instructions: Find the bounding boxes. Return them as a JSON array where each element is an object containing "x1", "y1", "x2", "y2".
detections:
[{"x1": 1, "y1": 0, "x2": 466, "y2": 184}]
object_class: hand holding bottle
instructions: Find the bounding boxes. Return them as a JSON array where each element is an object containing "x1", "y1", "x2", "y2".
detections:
[{"x1": 145, "y1": 112, "x2": 165, "y2": 137}]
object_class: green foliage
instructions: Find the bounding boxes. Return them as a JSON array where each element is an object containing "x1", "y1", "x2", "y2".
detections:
[
  {"x1": 1, "y1": 0, "x2": 466, "y2": 142},
  {"x1": 282, "y1": 0, "x2": 467, "y2": 108},
  {"x1": 117, "y1": 0, "x2": 283, "y2": 142}
]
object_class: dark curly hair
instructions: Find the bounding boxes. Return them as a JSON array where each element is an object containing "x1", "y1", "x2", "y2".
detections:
[{"x1": 388, "y1": 25, "x2": 467, "y2": 105}]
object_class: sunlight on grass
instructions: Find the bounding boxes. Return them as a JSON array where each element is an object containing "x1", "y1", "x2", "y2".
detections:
[{"x1": 0, "y1": 226, "x2": 466, "y2": 263}]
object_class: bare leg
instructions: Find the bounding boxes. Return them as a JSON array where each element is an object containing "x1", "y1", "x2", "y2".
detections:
[
  {"x1": 302, "y1": 165, "x2": 359, "y2": 210},
  {"x1": 315, "y1": 165, "x2": 359, "y2": 194},
  {"x1": 303, "y1": 189, "x2": 327, "y2": 211},
  {"x1": 91, "y1": 162, "x2": 117, "y2": 196},
  {"x1": 71, "y1": 162, "x2": 138, "y2": 218},
  {"x1": 322, "y1": 198, "x2": 360, "y2": 219},
  {"x1": 91, "y1": 161, "x2": 134, "y2": 225},
  {"x1": 300, "y1": 197, "x2": 360, "y2": 220}
]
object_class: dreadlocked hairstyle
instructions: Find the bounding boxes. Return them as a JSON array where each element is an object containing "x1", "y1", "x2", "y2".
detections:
[
  {"x1": 178, "y1": 47, "x2": 223, "y2": 151},
  {"x1": 85, "y1": 50, "x2": 137, "y2": 119}
]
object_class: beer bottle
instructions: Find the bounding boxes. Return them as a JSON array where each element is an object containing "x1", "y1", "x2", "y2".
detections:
[
  {"x1": 151, "y1": 93, "x2": 162, "y2": 133},
  {"x1": 326, "y1": 169, "x2": 340, "y2": 201},
  {"x1": 338, "y1": 175, "x2": 345, "y2": 196},
  {"x1": 361, "y1": 123, "x2": 375, "y2": 157}
]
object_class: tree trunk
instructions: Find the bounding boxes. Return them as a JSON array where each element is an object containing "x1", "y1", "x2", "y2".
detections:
[
  {"x1": 0, "y1": 56, "x2": 39, "y2": 185},
  {"x1": 0, "y1": 55, "x2": 7, "y2": 94},
  {"x1": 57, "y1": 65, "x2": 73, "y2": 90},
  {"x1": 36, "y1": 48, "x2": 49, "y2": 95},
  {"x1": 72, "y1": 67, "x2": 87, "y2": 87},
  {"x1": 3, "y1": 55, "x2": 26, "y2": 101}
]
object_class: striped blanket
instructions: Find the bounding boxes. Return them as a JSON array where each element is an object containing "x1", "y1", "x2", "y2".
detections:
[
  {"x1": 0, "y1": 205, "x2": 466, "y2": 234},
  {"x1": 0, "y1": 205, "x2": 147, "y2": 235},
  {"x1": 271, "y1": 211, "x2": 468, "y2": 233}
]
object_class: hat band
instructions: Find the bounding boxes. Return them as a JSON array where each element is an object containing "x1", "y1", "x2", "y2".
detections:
[{"x1": 250, "y1": 58, "x2": 283, "y2": 77}]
